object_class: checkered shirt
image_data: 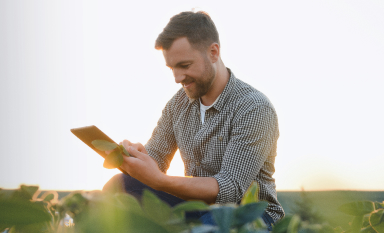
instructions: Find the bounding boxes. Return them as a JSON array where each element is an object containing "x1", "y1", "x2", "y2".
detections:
[{"x1": 145, "y1": 70, "x2": 285, "y2": 221}]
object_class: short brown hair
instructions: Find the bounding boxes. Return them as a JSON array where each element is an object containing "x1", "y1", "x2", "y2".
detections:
[{"x1": 155, "y1": 11, "x2": 220, "y2": 51}]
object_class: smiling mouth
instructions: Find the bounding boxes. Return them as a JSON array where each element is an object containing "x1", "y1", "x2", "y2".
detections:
[{"x1": 182, "y1": 82, "x2": 194, "y2": 88}]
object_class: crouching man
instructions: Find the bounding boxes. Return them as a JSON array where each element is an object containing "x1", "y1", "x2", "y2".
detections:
[{"x1": 103, "y1": 11, "x2": 284, "y2": 231}]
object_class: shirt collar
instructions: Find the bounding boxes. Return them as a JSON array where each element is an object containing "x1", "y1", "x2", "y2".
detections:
[
  {"x1": 210, "y1": 68, "x2": 235, "y2": 112},
  {"x1": 199, "y1": 92, "x2": 220, "y2": 109}
]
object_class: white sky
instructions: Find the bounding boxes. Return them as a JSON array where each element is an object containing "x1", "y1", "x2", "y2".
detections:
[{"x1": 0, "y1": 0, "x2": 383, "y2": 191}]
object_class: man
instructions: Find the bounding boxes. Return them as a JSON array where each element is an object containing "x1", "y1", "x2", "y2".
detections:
[{"x1": 103, "y1": 11, "x2": 284, "y2": 229}]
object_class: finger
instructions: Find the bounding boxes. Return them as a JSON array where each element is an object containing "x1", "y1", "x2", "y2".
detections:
[
  {"x1": 121, "y1": 139, "x2": 132, "y2": 147},
  {"x1": 121, "y1": 155, "x2": 136, "y2": 172},
  {"x1": 122, "y1": 140, "x2": 132, "y2": 152},
  {"x1": 129, "y1": 143, "x2": 142, "y2": 151},
  {"x1": 131, "y1": 142, "x2": 148, "y2": 154},
  {"x1": 120, "y1": 150, "x2": 141, "y2": 172},
  {"x1": 127, "y1": 146, "x2": 146, "y2": 160}
]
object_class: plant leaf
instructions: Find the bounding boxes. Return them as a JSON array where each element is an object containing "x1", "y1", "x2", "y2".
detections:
[
  {"x1": 0, "y1": 199, "x2": 51, "y2": 225},
  {"x1": 287, "y1": 214, "x2": 300, "y2": 233},
  {"x1": 92, "y1": 140, "x2": 118, "y2": 151},
  {"x1": 233, "y1": 201, "x2": 268, "y2": 227},
  {"x1": 114, "y1": 193, "x2": 143, "y2": 215},
  {"x1": 370, "y1": 209, "x2": 384, "y2": 233},
  {"x1": 103, "y1": 150, "x2": 123, "y2": 169},
  {"x1": 298, "y1": 223, "x2": 337, "y2": 233},
  {"x1": 124, "y1": 212, "x2": 172, "y2": 233},
  {"x1": 338, "y1": 201, "x2": 375, "y2": 216},
  {"x1": 170, "y1": 201, "x2": 209, "y2": 223},
  {"x1": 210, "y1": 205, "x2": 236, "y2": 233},
  {"x1": 60, "y1": 192, "x2": 88, "y2": 216},
  {"x1": 42, "y1": 193, "x2": 54, "y2": 202},
  {"x1": 75, "y1": 197, "x2": 171, "y2": 233},
  {"x1": 11, "y1": 185, "x2": 39, "y2": 200},
  {"x1": 142, "y1": 189, "x2": 172, "y2": 224},
  {"x1": 360, "y1": 225, "x2": 377, "y2": 233},
  {"x1": 173, "y1": 201, "x2": 209, "y2": 216},
  {"x1": 272, "y1": 215, "x2": 294, "y2": 233},
  {"x1": 374, "y1": 201, "x2": 384, "y2": 210},
  {"x1": 10, "y1": 222, "x2": 48, "y2": 233},
  {"x1": 241, "y1": 181, "x2": 259, "y2": 205},
  {"x1": 119, "y1": 144, "x2": 131, "y2": 157},
  {"x1": 333, "y1": 226, "x2": 344, "y2": 233},
  {"x1": 41, "y1": 191, "x2": 58, "y2": 203},
  {"x1": 350, "y1": 215, "x2": 363, "y2": 233}
]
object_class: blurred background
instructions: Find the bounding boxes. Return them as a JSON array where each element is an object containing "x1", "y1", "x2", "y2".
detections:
[{"x1": 0, "y1": 0, "x2": 383, "y2": 192}]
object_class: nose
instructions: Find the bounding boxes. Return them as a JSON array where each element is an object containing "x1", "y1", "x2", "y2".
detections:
[{"x1": 173, "y1": 69, "x2": 185, "y2": 84}]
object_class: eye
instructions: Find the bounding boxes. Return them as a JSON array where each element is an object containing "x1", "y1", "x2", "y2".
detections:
[{"x1": 181, "y1": 64, "x2": 191, "y2": 69}]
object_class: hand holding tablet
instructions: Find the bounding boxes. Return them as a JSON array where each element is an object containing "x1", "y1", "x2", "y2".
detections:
[{"x1": 70, "y1": 125, "x2": 130, "y2": 174}]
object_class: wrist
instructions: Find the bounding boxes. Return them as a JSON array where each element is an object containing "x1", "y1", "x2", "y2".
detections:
[{"x1": 152, "y1": 172, "x2": 169, "y2": 191}]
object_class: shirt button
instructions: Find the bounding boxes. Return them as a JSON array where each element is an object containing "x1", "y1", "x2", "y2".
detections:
[
  {"x1": 218, "y1": 136, "x2": 223, "y2": 141},
  {"x1": 195, "y1": 161, "x2": 200, "y2": 166}
]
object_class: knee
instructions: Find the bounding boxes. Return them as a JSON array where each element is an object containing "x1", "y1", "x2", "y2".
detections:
[{"x1": 102, "y1": 174, "x2": 125, "y2": 193}]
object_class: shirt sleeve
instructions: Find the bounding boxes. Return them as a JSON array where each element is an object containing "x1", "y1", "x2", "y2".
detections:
[
  {"x1": 212, "y1": 104, "x2": 279, "y2": 203},
  {"x1": 145, "y1": 96, "x2": 178, "y2": 173}
]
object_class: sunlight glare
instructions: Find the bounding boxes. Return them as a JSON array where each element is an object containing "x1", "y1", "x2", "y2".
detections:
[{"x1": 166, "y1": 150, "x2": 185, "y2": 177}]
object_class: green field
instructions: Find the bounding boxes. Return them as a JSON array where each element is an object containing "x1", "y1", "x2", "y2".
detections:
[
  {"x1": 2, "y1": 189, "x2": 384, "y2": 229},
  {"x1": 278, "y1": 190, "x2": 384, "y2": 229}
]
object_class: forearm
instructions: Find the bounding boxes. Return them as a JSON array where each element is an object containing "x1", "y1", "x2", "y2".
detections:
[
  {"x1": 121, "y1": 143, "x2": 219, "y2": 204},
  {"x1": 155, "y1": 175, "x2": 219, "y2": 204}
]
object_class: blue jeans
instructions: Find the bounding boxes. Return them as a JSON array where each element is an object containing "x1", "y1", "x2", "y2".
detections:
[{"x1": 103, "y1": 174, "x2": 274, "y2": 228}]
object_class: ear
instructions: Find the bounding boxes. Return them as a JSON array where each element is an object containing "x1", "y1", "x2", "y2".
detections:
[{"x1": 207, "y1": 43, "x2": 220, "y2": 63}]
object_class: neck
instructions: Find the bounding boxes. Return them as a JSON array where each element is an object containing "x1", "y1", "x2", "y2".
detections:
[{"x1": 200, "y1": 59, "x2": 230, "y2": 106}]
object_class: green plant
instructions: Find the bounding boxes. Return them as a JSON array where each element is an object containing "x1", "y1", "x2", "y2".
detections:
[
  {"x1": 0, "y1": 185, "x2": 66, "y2": 233},
  {"x1": 337, "y1": 201, "x2": 384, "y2": 233},
  {"x1": 4, "y1": 183, "x2": 382, "y2": 232},
  {"x1": 0, "y1": 182, "x2": 270, "y2": 233},
  {"x1": 271, "y1": 200, "x2": 384, "y2": 233},
  {"x1": 59, "y1": 181, "x2": 269, "y2": 233},
  {"x1": 91, "y1": 140, "x2": 131, "y2": 169}
]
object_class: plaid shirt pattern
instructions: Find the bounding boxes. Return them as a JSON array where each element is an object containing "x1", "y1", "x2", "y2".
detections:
[{"x1": 145, "y1": 70, "x2": 285, "y2": 221}]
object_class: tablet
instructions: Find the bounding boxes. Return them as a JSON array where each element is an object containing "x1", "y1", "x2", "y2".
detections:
[{"x1": 70, "y1": 125, "x2": 128, "y2": 175}]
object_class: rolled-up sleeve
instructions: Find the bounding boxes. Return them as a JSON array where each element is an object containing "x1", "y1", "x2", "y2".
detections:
[{"x1": 213, "y1": 104, "x2": 279, "y2": 204}]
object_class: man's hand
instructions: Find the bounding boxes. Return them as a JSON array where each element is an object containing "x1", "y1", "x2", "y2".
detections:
[
  {"x1": 119, "y1": 140, "x2": 166, "y2": 190},
  {"x1": 117, "y1": 139, "x2": 219, "y2": 204}
]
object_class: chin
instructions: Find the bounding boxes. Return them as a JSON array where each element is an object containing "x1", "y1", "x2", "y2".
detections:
[
  {"x1": 184, "y1": 90, "x2": 199, "y2": 100},
  {"x1": 185, "y1": 93, "x2": 198, "y2": 100}
]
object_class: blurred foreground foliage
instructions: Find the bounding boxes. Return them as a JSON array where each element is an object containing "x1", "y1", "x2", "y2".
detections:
[
  {"x1": 0, "y1": 184, "x2": 383, "y2": 233},
  {"x1": 276, "y1": 189, "x2": 384, "y2": 233},
  {"x1": 0, "y1": 183, "x2": 268, "y2": 233}
]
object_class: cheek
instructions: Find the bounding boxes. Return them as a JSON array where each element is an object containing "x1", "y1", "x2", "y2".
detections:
[
  {"x1": 193, "y1": 65, "x2": 207, "y2": 78},
  {"x1": 185, "y1": 69, "x2": 199, "y2": 79}
]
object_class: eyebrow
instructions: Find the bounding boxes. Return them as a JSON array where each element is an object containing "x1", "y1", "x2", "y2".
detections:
[{"x1": 166, "y1": 60, "x2": 193, "y2": 68}]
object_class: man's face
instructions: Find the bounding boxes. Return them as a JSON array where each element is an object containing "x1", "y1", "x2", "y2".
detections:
[{"x1": 163, "y1": 37, "x2": 216, "y2": 100}]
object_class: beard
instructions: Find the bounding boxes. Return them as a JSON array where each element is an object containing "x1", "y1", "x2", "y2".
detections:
[{"x1": 182, "y1": 58, "x2": 216, "y2": 100}]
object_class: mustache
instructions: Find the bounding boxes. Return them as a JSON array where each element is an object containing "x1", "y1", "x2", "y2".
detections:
[{"x1": 181, "y1": 76, "x2": 195, "y2": 86}]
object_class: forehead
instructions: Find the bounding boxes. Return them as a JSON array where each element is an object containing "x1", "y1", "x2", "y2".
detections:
[{"x1": 162, "y1": 37, "x2": 203, "y2": 67}]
